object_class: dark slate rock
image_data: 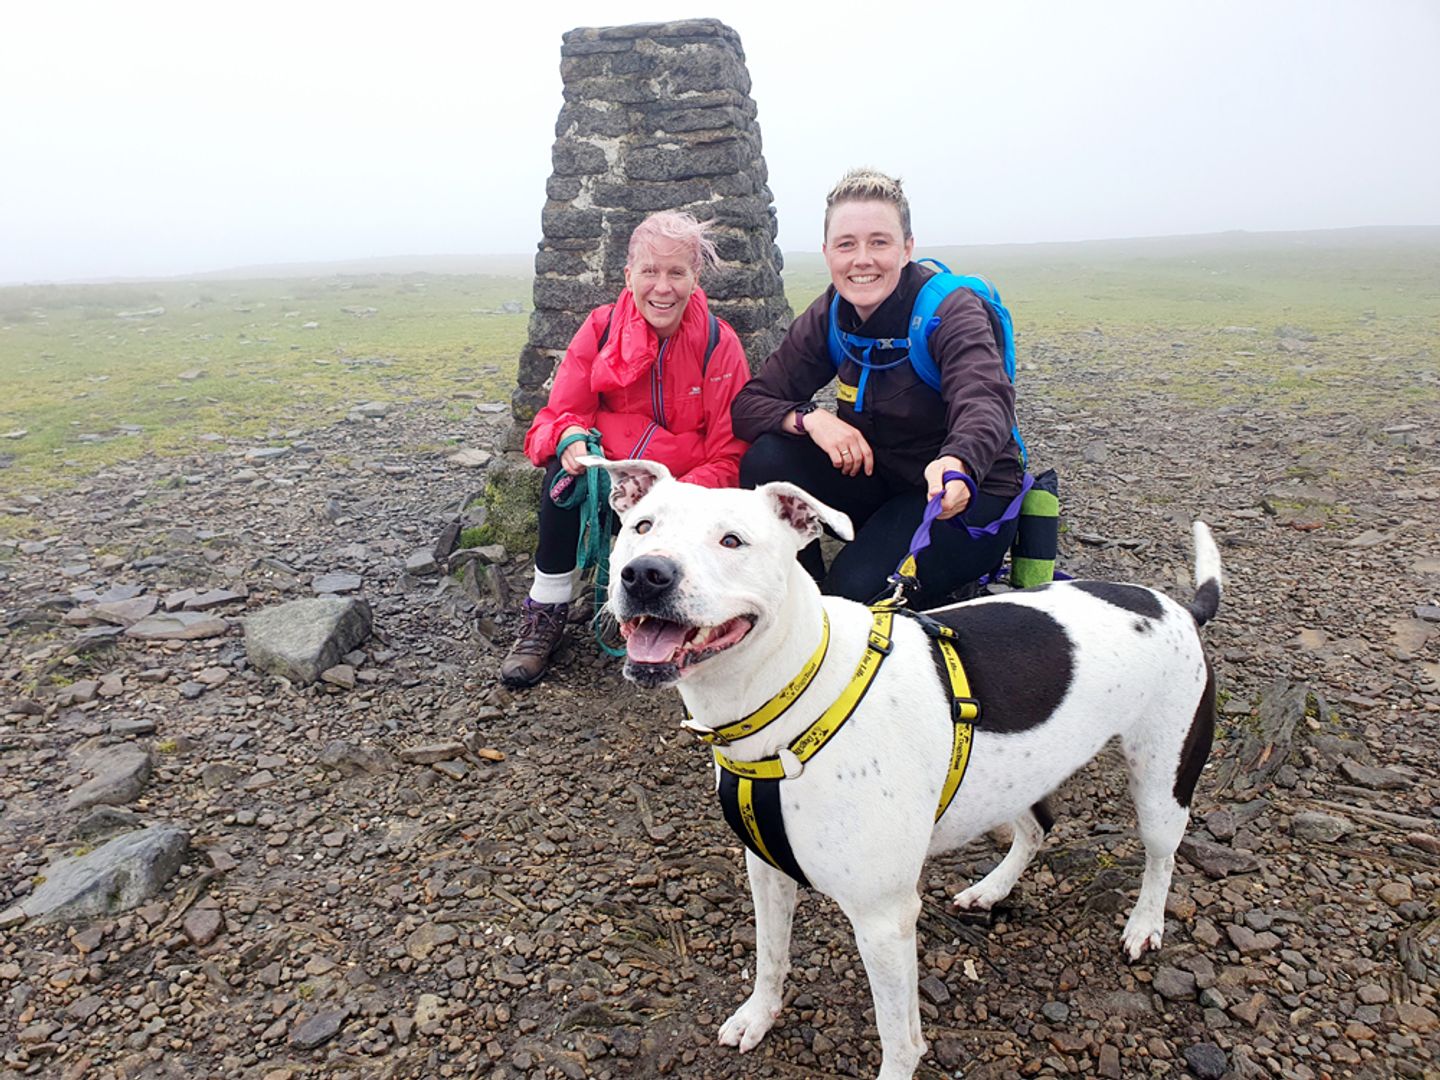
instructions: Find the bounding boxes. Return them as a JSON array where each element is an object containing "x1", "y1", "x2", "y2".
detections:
[
  {"x1": 1, "y1": 825, "x2": 188, "y2": 925},
  {"x1": 243, "y1": 597, "x2": 373, "y2": 686}
]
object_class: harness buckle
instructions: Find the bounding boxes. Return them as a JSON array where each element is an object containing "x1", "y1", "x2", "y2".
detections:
[
  {"x1": 952, "y1": 697, "x2": 981, "y2": 724},
  {"x1": 682, "y1": 717, "x2": 725, "y2": 744},
  {"x1": 778, "y1": 748, "x2": 804, "y2": 780}
]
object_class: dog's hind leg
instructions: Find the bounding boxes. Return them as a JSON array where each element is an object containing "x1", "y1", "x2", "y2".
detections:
[
  {"x1": 843, "y1": 890, "x2": 927, "y2": 1080},
  {"x1": 952, "y1": 806, "x2": 1048, "y2": 911},
  {"x1": 1120, "y1": 734, "x2": 1197, "y2": 960},
  {"x1": 719, "y1": 853, "x2": 797, "y2": 1053}
]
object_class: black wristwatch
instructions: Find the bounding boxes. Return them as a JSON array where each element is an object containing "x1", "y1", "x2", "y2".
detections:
[{"x1": 793, "y1": 401, "x2": 820, "y2": 434}]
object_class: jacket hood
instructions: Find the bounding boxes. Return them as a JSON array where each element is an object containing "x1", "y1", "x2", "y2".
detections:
[{"x1": 591, "y1": 287, "x2": 713, "y2": 394}]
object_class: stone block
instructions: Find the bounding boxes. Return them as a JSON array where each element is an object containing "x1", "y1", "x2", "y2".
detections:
[
  {"x1": 533, "y1": 249, "x2": 590, "y2": 278},
  {"x1": 555, "y1": 102, "x2": 634, "y2": 139},
  {"x1": 591, "y1": 179, "x2": 714, "y2": 212},
  {"x1": 627, "y1": 141, "x2": 745, "y2": 182},
  {"x1": 550, "y1": 137, "x2": 609, "y2": 177},
  {"x1": 517, "y1": 345, "x2": 561, "y2": 389},
  {"x1": 540, "y1": 205, "x2": 604, "y2": 239},
  {"x1": 528, "y1": 310, "x2": 589, "y2": 352},
  {"x1": 545, "y1": 175, "x2": 583, "y2": 202},
  {"x1": 531, "y1": 278, "x2": 617, "y2": 314}
]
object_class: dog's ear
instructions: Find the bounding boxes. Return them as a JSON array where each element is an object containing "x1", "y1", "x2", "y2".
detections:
[
  {"x1": 579, "y1": 457, "x2": 673, "y2": 516},
  {"x1": 757, "y1": 482, "x2": 854, "y2": 545}
]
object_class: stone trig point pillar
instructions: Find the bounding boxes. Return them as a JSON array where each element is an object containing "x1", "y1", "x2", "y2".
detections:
[{"x1": 511, "y1": 19, "x2": 793, "y2": 430}]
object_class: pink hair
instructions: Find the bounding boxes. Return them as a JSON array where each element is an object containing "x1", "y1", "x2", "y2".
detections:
[{"x1": 626, "y1": 211, "x2": 720, "y2": 275}]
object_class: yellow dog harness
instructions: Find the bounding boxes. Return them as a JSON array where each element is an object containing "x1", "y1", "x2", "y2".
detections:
[{"x1": 693, "y1": 606, "x2": 979, "y2": 888}]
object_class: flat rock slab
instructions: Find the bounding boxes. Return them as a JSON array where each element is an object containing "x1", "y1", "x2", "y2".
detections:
[
  {"x1": 311, "y1": 572, "x2": 362, "y2": 595},
  {"x1": 66, "y1": 745, "x2": 153, "y2": 811},
  {"x1": 1339, "y1": 759, "x2": 1413, "y2": 790},
  {"x1": 291, "y1": 1007, "x2": 349, "y2": 1049},
  {"x1": 1, "y1": 825, "x2": 188, "y2": 926},
  {"x1": 316, "y1": 740, "x2": 397, "y2": 776},
  {"x1": 1178, "y1": 837, "x2": 1262, "y2": 879},
  {"x1": 125, "y1": 612, "x2": 230, "y2": 641},
  {"x1": 244, "y1": 597, "x2": 373, "y2": 685},
  {"x1": 183, "y1": 588, "x2": 246, "y2": 611},
  {"x1": 94, "y1": 596, "x2": 159, "y2": 626},
  {"x1": 399, "y1": 742, "x2": 466, "y2": 765}
]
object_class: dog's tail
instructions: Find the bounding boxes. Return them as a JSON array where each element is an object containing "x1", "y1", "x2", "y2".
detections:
[{"x1": 1187, "y1": 521, "x2": 1222, "y2": 627}]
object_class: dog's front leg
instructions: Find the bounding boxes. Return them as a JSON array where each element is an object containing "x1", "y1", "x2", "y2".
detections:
[
  {"x1": 845, "y1": 891, "x2": 927, "y2": 1080},
  {"x1": 718, "y1": 851, "x2": 797, "y2": 1052}
]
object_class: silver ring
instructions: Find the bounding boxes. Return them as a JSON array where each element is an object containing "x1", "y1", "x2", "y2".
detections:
[{"x1": 841, "y1": 449, "x2": 852, "y2": 456}]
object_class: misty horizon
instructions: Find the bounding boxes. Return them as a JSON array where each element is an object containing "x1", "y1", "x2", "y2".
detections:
[{"x1": 3, "y1": 0, "x2": 1437, "y2": 287}]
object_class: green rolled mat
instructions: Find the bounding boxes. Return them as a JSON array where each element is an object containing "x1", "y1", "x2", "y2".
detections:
[{"x1": 1011, "y1": 468, "x2": 1059, "y2": 588}]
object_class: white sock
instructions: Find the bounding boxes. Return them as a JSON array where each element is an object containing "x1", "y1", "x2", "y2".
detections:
[{"x1": 528, "y1": 567, "x2": 576, "y2": 605}]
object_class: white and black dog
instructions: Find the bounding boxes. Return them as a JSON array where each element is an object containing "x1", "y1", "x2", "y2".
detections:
[{"x1": 587, "y1": 458, "x2": 1220, "y2": 1080}]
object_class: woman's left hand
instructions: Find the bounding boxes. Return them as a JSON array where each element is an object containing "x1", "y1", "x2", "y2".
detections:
[{"x1": 924, "y1": 456, "x2": 972, "y2": 520}]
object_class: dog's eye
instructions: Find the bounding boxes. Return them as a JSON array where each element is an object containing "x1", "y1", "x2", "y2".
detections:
[
  {"x1": 720, "y1": 533, "x2": 745, "y2": 549},
  {"x1": 634, "y1": 519, "x2": 653, "y2": 535}
]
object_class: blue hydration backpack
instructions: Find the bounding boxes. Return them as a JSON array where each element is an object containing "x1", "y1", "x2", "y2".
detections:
[{"x1": 825, "y1": 258, "x2": 1027, "y2": 465}]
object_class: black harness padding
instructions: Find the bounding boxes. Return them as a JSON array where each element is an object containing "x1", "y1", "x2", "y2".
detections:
[{"x1": 717, "y1": 769, "x2": 813, "y2": 889}]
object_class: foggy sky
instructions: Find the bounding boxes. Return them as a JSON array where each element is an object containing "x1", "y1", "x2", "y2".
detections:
[{"x1": 2, "y1": 0, "x2": 1437, "y2": 284}]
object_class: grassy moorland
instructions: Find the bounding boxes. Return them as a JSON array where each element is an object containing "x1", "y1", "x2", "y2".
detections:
[
  {"x1": 1, "y1": 227, "x2": 1436, "y2": 502},
  {"x1": 0, "y1": 274, "x2": 530, "y2": 499},
  {"x1": 785, "y1": 227, "x2": 1440, "y2": 415}
]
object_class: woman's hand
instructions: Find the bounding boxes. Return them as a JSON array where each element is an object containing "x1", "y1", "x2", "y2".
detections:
[
  {"x1": 559, "y1": 425, "x2": 592, "y2": 476},
  {"x1": 802, "y1": 409, "x2": 874, "y2": 477},
  {"x1": 924, "y1": 456, "x2": 972, "y2": 519}
]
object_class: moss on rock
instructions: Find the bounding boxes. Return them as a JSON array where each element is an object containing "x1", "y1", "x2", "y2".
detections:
[{"x1": 479, "y1": 454, "x2": 543, "y2": 555}]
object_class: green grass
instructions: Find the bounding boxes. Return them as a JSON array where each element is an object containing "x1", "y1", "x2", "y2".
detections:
[
  {"x1": 0, "y1": 274, "x2": 528, "y2": 497},
  {"x1": 3, "y1": 229, "x2": 1437, "y2": 500}
]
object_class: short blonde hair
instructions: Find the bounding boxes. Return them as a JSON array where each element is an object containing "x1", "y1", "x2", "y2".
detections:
[
  {"x1": 626, "y1": 211, "x2": 720, "y2": 275},
  {"x1": 824, "y1": 168, "x2": 912, "y2": 241}
]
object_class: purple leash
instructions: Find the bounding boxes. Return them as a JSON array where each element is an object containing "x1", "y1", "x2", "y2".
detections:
[{"x1": 883, "y1": 471, "x2": 1034, "y2": 606}]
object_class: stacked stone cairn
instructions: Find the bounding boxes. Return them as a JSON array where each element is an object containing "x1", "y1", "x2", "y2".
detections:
[{"x1": 512, "y1": 19, "x2": 793, "y2": 430}]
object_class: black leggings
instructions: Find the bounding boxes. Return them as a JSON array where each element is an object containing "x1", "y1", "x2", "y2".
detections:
[
  {"x1": 739, "y1": 433, "x2": 1020, "y2": 608},
  {"x1": 535, "y1": 460, "x2": 583, "y2": 574}
]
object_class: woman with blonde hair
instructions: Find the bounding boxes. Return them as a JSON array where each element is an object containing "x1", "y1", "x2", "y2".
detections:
[{"x1": 502, "y1": 211, "x2": 751, "y2": 687}]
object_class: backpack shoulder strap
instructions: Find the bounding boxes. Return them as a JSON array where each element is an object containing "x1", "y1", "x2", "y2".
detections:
[
  {"x1": 906, "y1": 273, "x2": 962, "y2": 393},
  {"x1": 826, "y1": 293, "x2": 845, "y2": 370},
  {"x1": 702, "y1": 313, "x2": 720, "y2": 374},
  {"x1": 595, "y1": 308, "x2": 615, "y2": 352}
]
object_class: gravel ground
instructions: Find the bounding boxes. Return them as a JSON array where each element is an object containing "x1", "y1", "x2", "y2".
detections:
[{"x1": 2, "y1": 341, "x2": 1438, "y2": 1080}]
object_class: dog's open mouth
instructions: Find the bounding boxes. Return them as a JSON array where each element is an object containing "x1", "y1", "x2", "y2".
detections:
[{"x1": 620, "y1": 614, "x2": 755, "y2": 673}]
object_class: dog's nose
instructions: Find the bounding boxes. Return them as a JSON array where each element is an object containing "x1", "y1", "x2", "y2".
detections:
[{"x1": 621, "y1": 555, "x2": 680, "y2": 602}]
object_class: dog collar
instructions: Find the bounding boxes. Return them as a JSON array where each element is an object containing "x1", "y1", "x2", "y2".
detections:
[
  {"x1": 713, "y1": 608, "x2": 895, "y2": 781},
  {"x1": 682, "y1": 612, "x2": 831, "y2": 746}
]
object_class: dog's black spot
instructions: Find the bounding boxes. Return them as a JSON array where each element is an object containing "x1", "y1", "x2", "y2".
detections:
[
  {"x1": 1073, "y1": 581, "x2": 1166, "y2": 620},
  {"x1": 925, "y1": 603, "x2": 1075, "y2": 734},
  {"x1": 1173, "y1": 659, "x2": 1215, "y2": 806},
  {"x1": 870, "y1": 757, "x2": 881, "y2": 775},
  {"x1": 1133, "y1": 620, "x2": 1152, "y2": 634},
  {"x1": 1187, "y1": 578, "x2": 1221, "y2": 627}
]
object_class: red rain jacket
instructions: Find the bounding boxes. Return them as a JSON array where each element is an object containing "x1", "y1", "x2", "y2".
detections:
[{"x1": 523, "y1": 288, "x2": 751, "y2": 488}]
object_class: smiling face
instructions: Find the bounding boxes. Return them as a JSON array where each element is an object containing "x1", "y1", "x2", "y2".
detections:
[
  {"x1": 624, "y1": 240, "x2": 699, "y2": 339},
  {"x1": 823, "y1": 199, "x2": 914, "y2": 323}
]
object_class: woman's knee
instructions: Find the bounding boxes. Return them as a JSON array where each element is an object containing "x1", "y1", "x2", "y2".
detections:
[{"x1": 739, "y1": 432, "x2": 801, "y2": 489}]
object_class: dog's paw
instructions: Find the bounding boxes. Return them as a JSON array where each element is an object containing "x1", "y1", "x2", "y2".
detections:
[
  {"x1": 952, "y1": 879, "x2": 1010, "y2": 911},
  {"x1": 1121, "y1": 920, "x2": 1164, "y2": 961},
  {"x1": 718, "y1": 994, "x2": 781, "y2": 1053}
]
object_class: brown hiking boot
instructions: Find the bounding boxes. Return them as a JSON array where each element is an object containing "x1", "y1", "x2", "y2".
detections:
[{"x1": 499, "y1": 599, "x2": 569, "y2": 687}]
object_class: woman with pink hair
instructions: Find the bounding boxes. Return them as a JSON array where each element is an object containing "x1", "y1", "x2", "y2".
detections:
[{"x1": 502, "y1": 211, "x2": 751, "y2": 687}]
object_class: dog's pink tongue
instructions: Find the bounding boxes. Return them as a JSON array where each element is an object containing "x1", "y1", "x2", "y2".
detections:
[{"x1": 626, "y1": 619, "x2": 687, "y2": 663}]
